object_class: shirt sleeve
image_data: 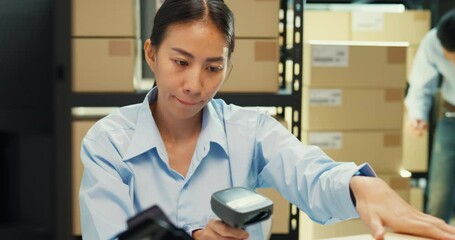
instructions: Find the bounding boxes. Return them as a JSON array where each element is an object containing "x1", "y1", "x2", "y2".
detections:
[
  {"x1": 79, "y1": 137, "x2": 134, "y2": 240},
  {"x1": 405, "y1": 29, "x2": 441, "y2": 122},
  {"x1": 254, "y1": 113, "x2": 362, "y2": 225}
]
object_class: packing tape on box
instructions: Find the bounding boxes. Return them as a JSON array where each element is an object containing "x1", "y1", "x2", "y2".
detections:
[
  {"x1": 109, "y1": 40, "x2": 132, "y2": 57},
  {"x1": 390, "y1": 178, "x2": 410, "y2": 189},
  {"x1": 255, "y1": 41, "x2": 278, "y2": 62},
  {"x1": 414, "y1": 11, "x2": 429, "y2": 21},
  {"x1": 385, "y1": 89, "x2": 404, "y2": 102},
  {"x1": 383, "y1": 133, "x2": 402, "y2": 147},
  {"x1": 387, "y1": 47, "x2": 407, "y2": 64}
]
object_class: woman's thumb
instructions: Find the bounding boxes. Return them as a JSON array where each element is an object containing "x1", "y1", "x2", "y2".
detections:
[{"x1": 369, "y1": 216, "x2": 385, "y2": 240}]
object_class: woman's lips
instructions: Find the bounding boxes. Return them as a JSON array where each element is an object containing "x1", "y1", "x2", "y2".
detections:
[{"x1": 176, "y1": 97, "x2": 199, "y2": 106}]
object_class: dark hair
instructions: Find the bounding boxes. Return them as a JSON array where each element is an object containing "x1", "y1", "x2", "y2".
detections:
[
  {"x1": 437, "y1": 9, "x2": 455, "y2": 52},
  {"x1": 151, "y1": 0, "x2": 235, "y2": 58}
]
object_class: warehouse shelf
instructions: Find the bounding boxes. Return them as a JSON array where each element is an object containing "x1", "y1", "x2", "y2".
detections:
[{"x1": 71, "y1": 89, "x2": 298, "y2": 107}]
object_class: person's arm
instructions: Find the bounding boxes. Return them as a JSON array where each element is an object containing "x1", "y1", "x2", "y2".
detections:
[
  {"x1": 254, "y1": 113, "x2": 360, "y2": 224},
  {"x1": 79, "y1": 137, "x2": 135, "y2": 240},
  {"x1": 405, "y1": 29, "x2": 441, "y2": 137},
  {"x1": 350, "y1": 176, "x2": 455, "y2": 240}
]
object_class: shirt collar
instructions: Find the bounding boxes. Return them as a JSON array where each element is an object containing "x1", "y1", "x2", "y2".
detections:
[
  {"x1": 123, "y1": 88, "x2": 163, "y2": 161},
  {"x1": 123, "y1": 88, "x2": 228, "y2": 161}
]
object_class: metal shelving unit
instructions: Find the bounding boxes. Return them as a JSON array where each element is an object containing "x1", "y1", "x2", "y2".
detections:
[{"x1": 55, "y1": 0, "x2": 303, "y2": 239}]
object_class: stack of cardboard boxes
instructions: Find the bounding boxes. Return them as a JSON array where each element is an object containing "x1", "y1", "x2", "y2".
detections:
[
  {"x1": 221, "y1": 0, "x2": 280, "y2": 92},
  {"x1": 71, "y1": 0, "x2": 139, "y2": 235},
  {"x1": 299, "y1": 9, "x2": 431, "y2": 239},
  {"x1": 72, "y1": 0, "x2": 139, "y2": 92}
]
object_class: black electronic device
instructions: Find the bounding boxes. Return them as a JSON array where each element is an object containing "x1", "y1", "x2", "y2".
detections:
[
  {"x1": 211, "y1": 187, "x2": 273, "y2": 228},
  {"x1": 117, "y1": 205, "x2": 192, "y2": 240}
]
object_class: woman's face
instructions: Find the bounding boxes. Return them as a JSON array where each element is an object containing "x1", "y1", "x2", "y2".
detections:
[{"x1": 145, "y1": 21, "x2": 229, "y2": 120}]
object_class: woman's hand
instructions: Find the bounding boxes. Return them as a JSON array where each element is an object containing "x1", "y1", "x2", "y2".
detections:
[
  {"x1": 407, "y1": 119, "x2": 429, "y2": 138},
  {"x1": 350, "y1": 176, "x2": 455, "y2": 240},
  {"x1": 192, "y1": 219, "x2": 249, "y2": 240}
]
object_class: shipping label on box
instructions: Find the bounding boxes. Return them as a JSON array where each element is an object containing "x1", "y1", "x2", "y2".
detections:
[
  {"x1": 351, "y1": 12, "x2": 384, "y2": 31},
  {"x1": 309, "y1": 89, "x2": 342, "y2": 106},
  {"x1": 303, "y1": 130, "x2": 402, "y2": 173},
  {"x1": 304, "y1": 42, "x2": 407, "y2": 88},
  {"x1": 308, "y1": 132, "x2": 343, "y2": 149},
  {"x1": 312, "y1": 45, "x2": 349, "y2": 67},
  {"x1": 351, "y1": 10, "x2": 431, "y2": 45},
  {"x1": 302, "y1": 87, "x2": 404, "y2": 131}
]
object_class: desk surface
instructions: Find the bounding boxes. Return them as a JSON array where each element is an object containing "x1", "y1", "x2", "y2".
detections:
[{"x1": 321, "y1": 233, "x2": 430, "y2": 240}]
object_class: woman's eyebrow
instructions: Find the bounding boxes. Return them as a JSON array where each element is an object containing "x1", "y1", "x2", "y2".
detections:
[{"x1": 171, "y1": 47, "x2": 225, "y2": 63}]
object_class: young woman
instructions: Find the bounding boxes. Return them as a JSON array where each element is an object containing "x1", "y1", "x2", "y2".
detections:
[{"x1": 79, "y1": 1, "x2": 455, "y2": 239}]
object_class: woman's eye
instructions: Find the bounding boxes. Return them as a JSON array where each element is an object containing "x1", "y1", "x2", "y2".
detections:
[
  {"x1": 174, "y1": 60, "x2": 188, "y2": 66},
  {"x1": 208, "y1": 66, "x2": 223, "y2": 72}
]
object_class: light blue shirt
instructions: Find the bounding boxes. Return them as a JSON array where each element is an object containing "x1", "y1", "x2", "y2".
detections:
[
  {"x1": 80, "y1": 87, "x2": 367, "y2": 240},
  {"x1": 405, "y1": 28, "x2": 455, "y2": 121}
]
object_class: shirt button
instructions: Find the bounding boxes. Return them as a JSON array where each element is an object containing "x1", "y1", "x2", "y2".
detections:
[{"x1": 183, "y1": 224, "x2": 190, "y2": 231}]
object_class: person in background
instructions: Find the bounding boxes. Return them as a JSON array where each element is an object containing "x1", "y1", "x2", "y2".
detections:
[
  {"x1": 80, "y1": 1, "x2": 455, "y2": 239},
  {"x1": 406, "y1": 9, "x2": 455, "y2": 224}
]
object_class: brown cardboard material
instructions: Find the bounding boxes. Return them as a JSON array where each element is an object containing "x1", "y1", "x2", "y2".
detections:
[
  {"x1": 299, "y1": 214, "x2": 369, "y2": 239},
  {"x1": 383, "y1": 133, "x2": 402, "y2": 147},
  {"x1": 410, "y1": 187, "x2": 424, "y2": 212},
  {"x1": 72, "y1": 38, "x2": 136, "y2": 92},
  {"x1": 387, "y1": 47, "x2": 407, "y2": 64},
  {"x1": 256, "y1": 188, "x2": 289, "y2": 234},
  {"x1": 304, "y1": 11, "x2": 351, "y2": 41},
  {"x1": 304, "y1": 42, "x2": 407, "y2": 88},
  {"x1": 322, "y1": 233, "x2": 431, "y2": 240},
  {"x1": 72, "y1": 0, "x2": 136, "y2": 37},
  {"x1": 302, "y1": 87, "x2": 404, "y2": 131},
  {"x1": 255, "y1": 41, "x2": 278, "y2": 61},
  {"x1": 72, "y1": 120, "x2": 97, "y2": 235},
  {"x1": 302, "y1": 130, "x2": 403, "y2": 173},
  {"x1": 220, "y1": 39, "x2": 279, "y2": 92},
  {"x1": 378, "y1": 173, "x2": 411, "y2": 202},
  {"x1": 224, "y1": 0, "x2": 279, "y2": 38},
  {"x1": 351, "y1": 10, "x2": 431, "y2": 45},
  {"x1": 385, "y1": 89, "x2": 405, "y2": 102},
  {"x1": 402, "y1": 110, "x2": 428, "y2": 172}
]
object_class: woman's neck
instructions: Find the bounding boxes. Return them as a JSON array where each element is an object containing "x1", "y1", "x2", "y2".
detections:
[{"x1": 150, "y1": 102, "x2": 202, "y2": 143}]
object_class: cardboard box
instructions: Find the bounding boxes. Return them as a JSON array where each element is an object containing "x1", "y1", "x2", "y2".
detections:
[
  {"x1": 299, "y1": 214, "x2": 369, "y2": 240},
  {"x1": 351, "y1": 10, "x2": 431, "y2": 45},
  {"x1": 304, "y1": 11, "x2": 351, "y2": 41},
  {"x1": 72, "y1": 120, "x2": 97, "y2": 235},
  {"x1": 224, "y1": 0, "x2": 279, "y2": 38},
  {"x1": 304, "y1": 42, "x2": 407, "y2": 88},
  {"x1": 322, "y1": 233, "x2": 431, "y2": 240},
  {"x1": 220, "y1": 39, "x2": 279, "y2": 92},
  {"x1": 302, "y1": 87, "x2": 404, "y2": 130},
  {"x1": 72, "y1": 38, "x2": 137, "y2": 92},
  {"x1": 410, "y1": 187, "x2": 424, "y2": 212},
  {"x1": 378, "y1": 173, "x2": 411, "y2": 202},
  {"x1": 256, "y1": 188, "x2": 290, "y2": 234},
  {"x1": 72, "y1": 0, "x2": 136, "y2": 37},
  {"x1": 302, "y1": 130, "x2": 403, "y2": 173},
  {"x1": 402, "y1": 111, "x2": 429, "y2": 172}
]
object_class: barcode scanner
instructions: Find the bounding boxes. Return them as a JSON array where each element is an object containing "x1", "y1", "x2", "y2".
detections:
[{"x1": 210, "y1": 187, "x2": 274, "y2": 228}]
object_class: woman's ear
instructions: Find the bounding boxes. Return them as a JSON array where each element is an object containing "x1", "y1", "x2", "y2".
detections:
[{"x1": 144, "y1": 39, "x2": 157, "y2": 71}]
